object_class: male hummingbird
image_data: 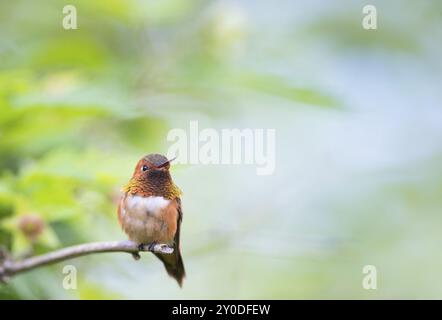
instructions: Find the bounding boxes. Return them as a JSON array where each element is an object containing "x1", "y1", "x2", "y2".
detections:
[{"x1": 118, "y1": 154, "x2": 185, "y2": 286}]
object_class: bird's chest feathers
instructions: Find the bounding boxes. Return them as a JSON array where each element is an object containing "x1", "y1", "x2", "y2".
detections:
[
  {"x1": 125, "y1": 195, "x2": 171, "y2": 218},
  {"x1": 120, "y1": 194, "x2": 177, "y2": 244}
]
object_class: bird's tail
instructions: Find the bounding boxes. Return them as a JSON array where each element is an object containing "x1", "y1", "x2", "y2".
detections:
[{"x1": 154, "y1": 248, "x2": 185, "y2": 287}]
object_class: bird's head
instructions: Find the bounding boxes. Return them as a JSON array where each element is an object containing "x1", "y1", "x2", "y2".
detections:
[{"x1": 126, "y1": 154, "x2": 179, "y2": 198}]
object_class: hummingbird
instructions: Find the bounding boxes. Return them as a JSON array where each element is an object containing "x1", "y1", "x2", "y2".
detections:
[{"x1": 118, "y1": 154, "x2": 185, "y2": 287}]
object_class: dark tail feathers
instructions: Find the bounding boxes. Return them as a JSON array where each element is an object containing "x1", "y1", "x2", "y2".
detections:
[{"x1": 154, "y1": 250, "x2": 185, "y2": 287}]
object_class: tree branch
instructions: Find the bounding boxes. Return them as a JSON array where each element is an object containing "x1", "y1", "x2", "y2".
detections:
[{"x1": 0, "y1": 240, "x2": 173, "y2": 282}]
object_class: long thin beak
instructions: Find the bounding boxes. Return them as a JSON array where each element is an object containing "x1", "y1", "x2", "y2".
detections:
[{"x1": 157, "y1": 156, "x2": 177, "y2": 168}]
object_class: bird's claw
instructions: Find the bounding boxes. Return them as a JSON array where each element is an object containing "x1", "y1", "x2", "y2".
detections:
[
  {"x1": 136, "y1": 242, "x2": 158, "y2": 252},
  {"x1": 147, "y1": 242, "x2": 158, "y2": 252}
]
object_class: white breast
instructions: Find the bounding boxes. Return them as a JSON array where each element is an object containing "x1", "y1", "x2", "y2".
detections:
[{"x1": 125, "y1": 195, "x2": 171, "y2": 217}]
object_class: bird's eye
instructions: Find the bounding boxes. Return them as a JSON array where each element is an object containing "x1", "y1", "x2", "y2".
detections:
[{"x1": 142, "y1": 165, "x2": 149, "y2": 172}]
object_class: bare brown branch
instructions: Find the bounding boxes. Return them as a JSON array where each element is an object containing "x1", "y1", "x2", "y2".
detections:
[{"x1": 0, "y1": 240, "x2": 173, "y2": 282}]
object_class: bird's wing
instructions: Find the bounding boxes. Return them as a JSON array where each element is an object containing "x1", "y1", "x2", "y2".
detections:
[
  {"x1": 175, "y1": 197, "x2": 183, "y2": 248},
  {"x1": 117, "y1": 193, "x2": 127, "y2": 225},
  {"x1": 154, "y1": 197, "x2": 185, "y2": 286}
]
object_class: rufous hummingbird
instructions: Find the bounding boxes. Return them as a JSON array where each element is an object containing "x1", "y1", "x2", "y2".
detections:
[{"x1": 118, "y1": 154, "x2": 185, "y2": 287}]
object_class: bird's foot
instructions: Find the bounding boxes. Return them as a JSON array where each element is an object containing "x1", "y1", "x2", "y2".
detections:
[
  {"x1": 147, "y1": 241, "x2": 159, "y2": 252},
  {"x1": 135, "y1": 242, "x2": 158, "y2": 252},
  {"x1": 135, "y1": 242, "x2": 174, "y2": 254}
]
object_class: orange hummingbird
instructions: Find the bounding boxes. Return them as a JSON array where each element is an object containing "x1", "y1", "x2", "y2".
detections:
[{"x1": 118, "y1": 154, "x2": 185, "y2": 287}]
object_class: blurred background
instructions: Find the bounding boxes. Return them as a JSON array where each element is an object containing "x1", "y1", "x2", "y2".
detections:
[{"x1": 1, "y1": 0, "x2": 442, "y2": 299}]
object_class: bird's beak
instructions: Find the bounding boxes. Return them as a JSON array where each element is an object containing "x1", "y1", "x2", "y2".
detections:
[{"x1": 157, "y1": 156, "x2": 177, "y2": 169}]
